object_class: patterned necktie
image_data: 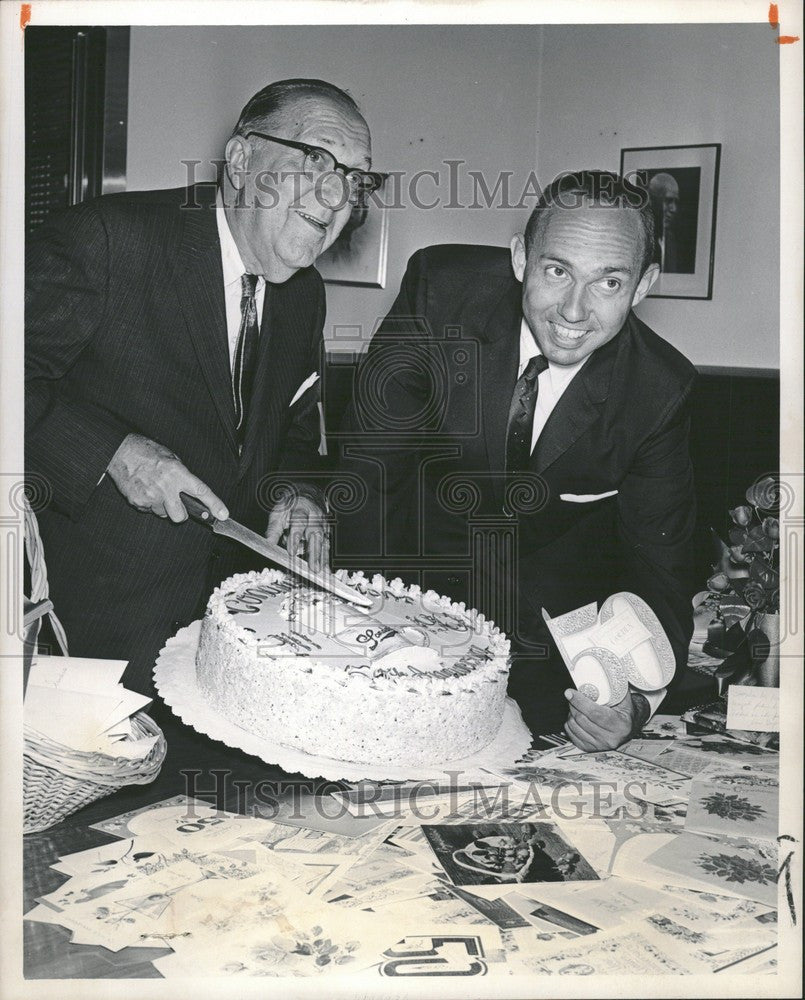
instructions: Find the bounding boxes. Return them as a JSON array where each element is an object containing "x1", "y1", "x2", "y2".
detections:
[
  {"x1": 505, "y1": 354, "x2": 549, "y2": 471},
  {"x1": 232, "y1": 273, "x2": 260, "y2": 446}
]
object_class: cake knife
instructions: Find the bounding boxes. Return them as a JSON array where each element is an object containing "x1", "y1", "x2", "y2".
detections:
[{"x1": 179, "y1": 493, "x2": 374, "y2": 608}]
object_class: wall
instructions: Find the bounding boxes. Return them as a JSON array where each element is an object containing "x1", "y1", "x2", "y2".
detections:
[
  {"x1": 534, "y1": 24, "x2": 779, "y2": 369},
  {"x1": 127, "y1": 23, "x2": 779, "y2": 368}
]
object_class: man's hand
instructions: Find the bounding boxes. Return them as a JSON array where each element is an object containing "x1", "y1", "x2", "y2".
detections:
[
  {"x1": 563, "y1": 688, "x2": 650, "y2": 752},
  {"x1": 107, "y1": 433, "x2": 228, "y2": 523},
  {"x1": 265, "y1": 493, "x2": 330, "y2": 573}
]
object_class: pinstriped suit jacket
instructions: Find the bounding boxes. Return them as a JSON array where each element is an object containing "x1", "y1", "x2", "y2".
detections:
[{"x1": 26, "y1": 184, "x2": 326, "y2": 691}]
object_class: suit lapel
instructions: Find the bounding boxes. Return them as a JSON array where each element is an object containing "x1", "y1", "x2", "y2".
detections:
[
  {"x1": 173, "y1": 186, "x2": 239, "y2": 457},
  {"x1": 531, "y1": 329, "x2": 620, "y2": 475},
  {"x1": 479, "y1": 278, "x2": 522, "y2": 508}
]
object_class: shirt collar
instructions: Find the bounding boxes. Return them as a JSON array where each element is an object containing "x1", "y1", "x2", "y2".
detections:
[
  {"x1": 519, "y1": 317, "x2": 589, "y2": 389},
  {"x1": 216, "y1": 189, "x2": 255, "y2": 289}
]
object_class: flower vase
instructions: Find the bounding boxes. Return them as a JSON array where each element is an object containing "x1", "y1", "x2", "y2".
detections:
[{"x1": 751, "y1": 612, "x2": 780, "y2": 687}]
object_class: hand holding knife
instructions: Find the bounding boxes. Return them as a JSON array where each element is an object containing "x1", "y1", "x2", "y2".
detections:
[{"x1": 179, "y1": 492, "x2": 373, "y2": 608}]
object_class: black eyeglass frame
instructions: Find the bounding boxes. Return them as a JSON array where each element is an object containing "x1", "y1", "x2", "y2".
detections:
[{"x1": 243, "y1": 131, "x2": 383, "y2": 197}]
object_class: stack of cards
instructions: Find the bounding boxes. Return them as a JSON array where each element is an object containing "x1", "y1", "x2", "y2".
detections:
[{"x1": 24, "y1": 657, "x2": 155, "y2": 757}]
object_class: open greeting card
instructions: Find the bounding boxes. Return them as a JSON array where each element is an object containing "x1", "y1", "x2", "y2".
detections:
[{"x1": 543, "y1": 593, "x2": 676, "y2": 706}]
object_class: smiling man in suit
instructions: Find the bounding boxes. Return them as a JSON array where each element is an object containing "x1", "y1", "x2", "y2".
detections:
[
  {"x1": 26, "y1": 78, "x2": 378, "y2": 693},
  {"x1": 336, "y1": 171, "x2": 696, "y2": 749}
]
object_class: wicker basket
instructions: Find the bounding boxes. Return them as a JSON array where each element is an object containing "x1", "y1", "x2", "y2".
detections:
[
  {"x1": 23, "y1": 711, "x2": 167, "y2": 834},
  {"x1": 23, "y1": 497, "x2": 167, "y2": 834}
]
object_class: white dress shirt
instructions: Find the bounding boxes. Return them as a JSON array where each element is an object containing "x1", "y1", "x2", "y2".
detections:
[
  {"x1": 518, "y1": 318, "x2": 665, "y2": 719},
  {"x1": 216, "y1": 192, "x2": 266, "y2": 368},
  {"x1": 517, "y1": 318, "x2": 588, "y2": 453}
]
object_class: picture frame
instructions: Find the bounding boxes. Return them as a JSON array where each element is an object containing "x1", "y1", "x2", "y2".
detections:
[
  {"x1": 620, "y1": 143, "x2": 721, "y2": 299},
  {"x1": 316, "y1": 186, "x2": 389, "y2": 288}
]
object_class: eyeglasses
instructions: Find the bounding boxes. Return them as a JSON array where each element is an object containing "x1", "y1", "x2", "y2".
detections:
[{"x1": 244, "y1": 131, "x2": 383, "y2": 203}]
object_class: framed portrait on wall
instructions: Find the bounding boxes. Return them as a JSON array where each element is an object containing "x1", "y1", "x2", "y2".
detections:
[
  {"x1": 621, "y1": 143, "x2": 721, "y2": 300},
  {"x1": 316, "y1": 187, "x2": 389, "y2": 288}
]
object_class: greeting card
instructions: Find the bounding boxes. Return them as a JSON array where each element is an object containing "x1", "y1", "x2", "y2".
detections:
[{"x1": 543, "y1": 592, "x2": 675, "y2": 706}]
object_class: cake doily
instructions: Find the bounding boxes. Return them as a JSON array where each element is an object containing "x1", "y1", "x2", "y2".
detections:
[{"x1": 153, "y1": 621, "x2": 534, "y2": 782}]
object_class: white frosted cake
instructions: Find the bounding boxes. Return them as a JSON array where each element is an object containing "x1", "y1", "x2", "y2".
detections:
[{"x1": 196, "y1": 569, "x2": 511, "y2": 767}]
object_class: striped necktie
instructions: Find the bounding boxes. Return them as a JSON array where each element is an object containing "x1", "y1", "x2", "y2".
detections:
[
  {"x1": 505, "y1": 354, "x2": 549, "y2": 471},
  {"x1": 232, "y1": 273, "x2": 259, "y2": 446}
]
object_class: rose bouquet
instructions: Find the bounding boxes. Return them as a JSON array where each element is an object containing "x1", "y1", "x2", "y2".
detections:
[
  {"x1": 700, "y1": 476, "x2": 780, "y2": 683},
  {"x1": 707, "y1": 475, "x2": 780, "y2": 615}
]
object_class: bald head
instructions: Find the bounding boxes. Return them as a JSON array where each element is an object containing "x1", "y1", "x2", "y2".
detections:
[{"x1": 232, "y1": 78, "x2": 366, "y2": 140}]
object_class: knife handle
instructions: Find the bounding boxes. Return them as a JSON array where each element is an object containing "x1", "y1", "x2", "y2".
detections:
[{"x1": 180, "y1": 492, "x2": 215, "y2": 523}]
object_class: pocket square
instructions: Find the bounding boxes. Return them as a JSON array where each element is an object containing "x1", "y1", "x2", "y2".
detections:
[
  {"x1": 560, "y1": 490, "x2": 618, "y2": 503},
  {"x1": 288, "y1": 372, "x2": 320, "y2": 407}
]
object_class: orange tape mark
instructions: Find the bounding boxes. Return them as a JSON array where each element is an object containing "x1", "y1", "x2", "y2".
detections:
[
  {"x1": 768, "y1": 4, "x2": 799, "y2": 44},
  {"x1": 20, "y1": 3, "x2": 31, "y2": 29}
]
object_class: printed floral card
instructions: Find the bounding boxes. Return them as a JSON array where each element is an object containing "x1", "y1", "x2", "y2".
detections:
[
  {"x1": 640, "y1": 714, "x2": 688, "y2": 737},
  {"x1": 676, "y1": 734, "x2": 779, "y2": 763},
  {"x1": 36, "y1": 859, "x2": 207, "y2": 952},
  {"x1": 49, "y1": 836, "x2": 178, "y2": 879},
  {"x1": 151, "y1": 871, "x2": 389, "y2": 979},
  {"x1": 530, "y1": 925, "x2": 709, "y2": 975},
  {"x1": 691, "y1": 766, "x2": 779, "y2": 790},
  {"x1": 501, "y1": 924, "x2": 583, "y2": 974},
  {"x1": 643, "y1": 910, "x2": 777, "y2": 973},
  {"x1": 491, "y1": 746, "x2": 690, "y2": 810},
  {"x1": 684, "y1": 778, "x2": 778, "y2": 842},
  {"x1": 646, "y1": 833, "x2": 778, "y2": 907}
]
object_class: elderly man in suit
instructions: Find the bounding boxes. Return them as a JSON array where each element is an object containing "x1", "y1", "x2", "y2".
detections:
[
  {"x1": 26, "y1": 78, "x2": 378, "y2": 693},
  {"x1": 336, "y1": 171, "x2": 696, "y2": 750}
]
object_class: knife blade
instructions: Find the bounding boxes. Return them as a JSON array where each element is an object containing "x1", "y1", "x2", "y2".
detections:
[{"x1": 179, "y1": 492, "x2": 374, "y2": 608}]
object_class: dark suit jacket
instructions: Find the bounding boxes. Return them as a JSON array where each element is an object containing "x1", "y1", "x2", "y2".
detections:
[
  {"x1": 336, "y1": 244, "x2": 697, "y2": 729},
  {"x1": 26, "y1": 184, "x2": 326, "y2": 691}
]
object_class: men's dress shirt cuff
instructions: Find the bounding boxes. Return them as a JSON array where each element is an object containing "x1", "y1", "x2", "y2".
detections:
[
  {"x1": 643, "y1": 687, "x2": 666, "y2": 719},
  {"x1": 629, "y1": 691, "x2": 652, "y2": 738},
  {"x1": 629, "y1": 688, "x2": 666, "y2": 738}
]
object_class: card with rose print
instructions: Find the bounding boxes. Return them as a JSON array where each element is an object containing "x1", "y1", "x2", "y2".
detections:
[
  {"x1": 36, "y1": 859, "x2": 207, "y2": 952},
  {"x1": 531, "y1": 925, "x2": 711, "y2": 975},
  {"x1": 152, "y1": 870, "x2": 387, "y2": 978},
  {"x1": 643, "y1": 910, "x2": 776, "y2": 973},
  {"x1": 646, "y1": 833, "x2": 778, "y2": 907},
  {"x1": 684, "y1": 778, "x2": 778, "y2": 842}
]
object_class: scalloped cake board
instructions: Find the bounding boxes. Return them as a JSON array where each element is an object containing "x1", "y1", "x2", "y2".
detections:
[{"x1": 154, "y1": 621, "x2": 533, "y2": 783}]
